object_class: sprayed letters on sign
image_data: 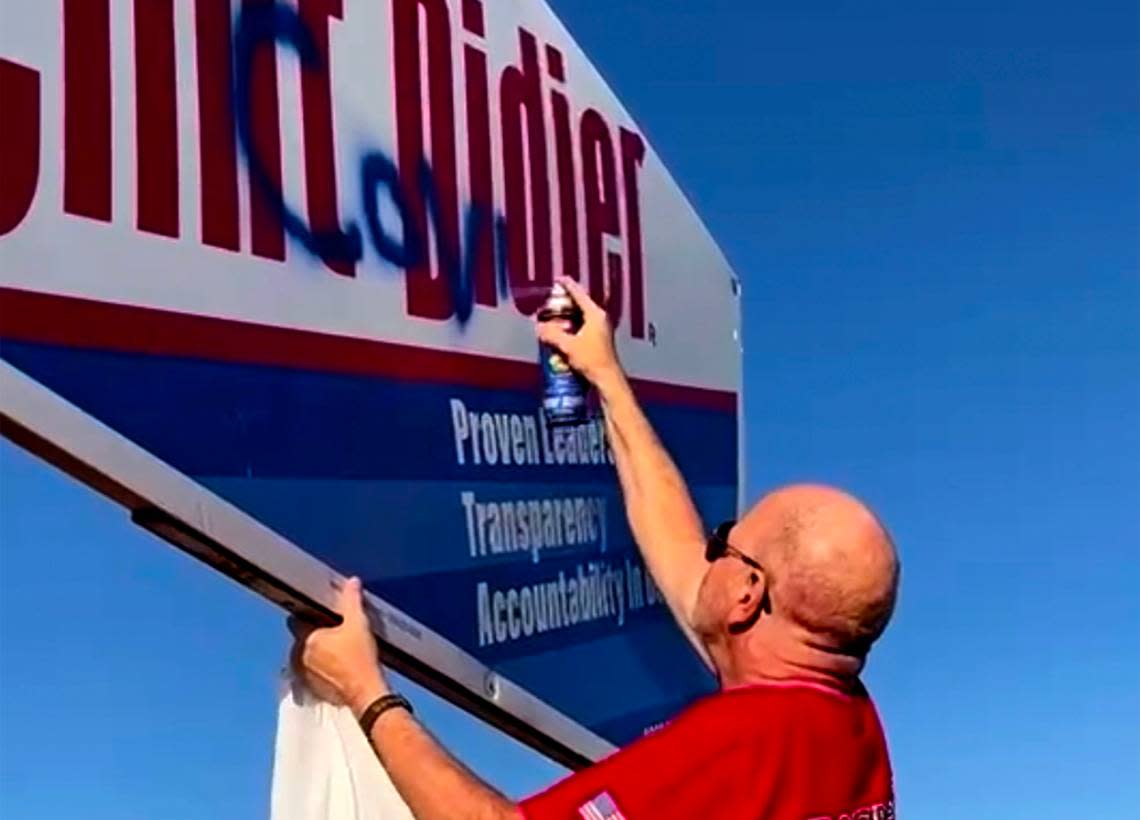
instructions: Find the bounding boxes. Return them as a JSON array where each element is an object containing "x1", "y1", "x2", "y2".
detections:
[{"x1": 1, "y1": 0, "x2": 648, "y2": 332}]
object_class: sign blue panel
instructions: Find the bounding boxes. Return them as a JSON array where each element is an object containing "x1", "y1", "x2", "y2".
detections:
[{"x1": 0, "y1": 293, "x2": 732, "y2": 747}]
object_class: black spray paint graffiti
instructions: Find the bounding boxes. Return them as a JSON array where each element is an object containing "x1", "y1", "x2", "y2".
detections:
[{"x1": 232, "y1": 2, "x2": 509, "y2": 327}]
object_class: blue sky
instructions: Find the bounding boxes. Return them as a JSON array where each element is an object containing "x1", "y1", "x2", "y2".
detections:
[{"x1": 2, "y1": 0, "x2": 1138, "y2": 817}]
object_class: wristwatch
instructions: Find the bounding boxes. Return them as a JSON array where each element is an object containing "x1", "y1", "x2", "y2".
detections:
[{"x1": 358, "y1": 693, "x2": 414, "y2": 737}]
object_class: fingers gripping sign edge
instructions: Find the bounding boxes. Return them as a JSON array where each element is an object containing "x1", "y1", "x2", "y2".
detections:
[
  {"x1": 338, "y1": 576, "x2": 367, "y2": 624},
  {"x1": 287, "y1": 576, "x2": 389, "y2": 708}
]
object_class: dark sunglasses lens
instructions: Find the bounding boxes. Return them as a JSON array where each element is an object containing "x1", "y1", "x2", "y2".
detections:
[
  {"x1": 705, "y1": 521, "x2": 735, "y2": 562},
  {"x1": 705, "y1": 537, "x2": 722, "y2": 562}
]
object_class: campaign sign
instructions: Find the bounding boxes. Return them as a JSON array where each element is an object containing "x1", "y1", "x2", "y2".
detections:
[{"x1": 0, "y1": 0, "x2": 739, "y2": 749}]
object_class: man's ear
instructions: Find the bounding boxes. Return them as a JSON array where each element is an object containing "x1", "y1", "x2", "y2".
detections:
[{"x1": 726, "y1": 570, "x2": 767, "y2": 634}]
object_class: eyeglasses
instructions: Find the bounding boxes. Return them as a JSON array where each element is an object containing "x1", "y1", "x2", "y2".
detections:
[{"x1": 705, "y1": 520, "x2": 764, "y2": 573}]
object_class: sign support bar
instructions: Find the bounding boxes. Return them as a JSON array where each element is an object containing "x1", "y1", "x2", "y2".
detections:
[{"x1": 0, "y1": 360, "x2": 614, "y2": 770}]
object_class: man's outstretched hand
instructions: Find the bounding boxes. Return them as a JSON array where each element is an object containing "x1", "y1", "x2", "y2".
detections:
[
  {"x1": 289, "y1": 577, "x2": 389, "y2": 716},
  {"x1": 536, "y1": 277, "x2": 624, "y2": 392},
  {"x1": 291, "y1": 580, "x2": 521, "y2": 820}
]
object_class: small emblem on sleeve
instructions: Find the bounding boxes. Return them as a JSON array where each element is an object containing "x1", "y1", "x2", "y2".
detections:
[
  {"x1": 806, "y1": 798, "x2": 895, "y2": 820},
  {"x1": 578, "y1": 790, "x2": 627, "y2": 820}
]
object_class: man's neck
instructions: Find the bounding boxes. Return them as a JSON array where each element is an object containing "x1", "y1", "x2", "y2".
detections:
[{"x1": 716, "y1": 625, "x2": 863, "y2": 691}]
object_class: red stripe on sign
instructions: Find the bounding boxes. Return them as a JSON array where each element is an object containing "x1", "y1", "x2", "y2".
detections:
[
  {"x1": 0, "y1": 288, "x2": 736, "y2": 413},
  {"x1": 134, "y1": 0, "x2": 180, "y2": 238},
  {"x1": 63, "y1": 0, "x2": 112, "y2": 222},
  {"x1": 244, "y1": 0, "x2": 286, "y2": 262},
  {"x1": 195, "y1": 0, "x2": 241, "y2": 252}
]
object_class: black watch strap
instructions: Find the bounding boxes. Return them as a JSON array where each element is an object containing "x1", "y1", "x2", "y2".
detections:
[{"x1": 358, "y1": 693, "x2": 413, "y2": 737}]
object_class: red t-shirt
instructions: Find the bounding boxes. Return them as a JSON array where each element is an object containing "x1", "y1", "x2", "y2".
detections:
[{"x1": 521, "y1": 680, "x2": 894, "y2": 820}]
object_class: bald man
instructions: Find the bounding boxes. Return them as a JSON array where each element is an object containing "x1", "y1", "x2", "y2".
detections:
[{"x1": 292, "y1": 278, "x2": 900, "y2": 820}]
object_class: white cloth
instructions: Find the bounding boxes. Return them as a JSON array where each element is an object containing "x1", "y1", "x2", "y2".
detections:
[{"x1": 271, "y1": 679, "x2": 416, "y2": 820}]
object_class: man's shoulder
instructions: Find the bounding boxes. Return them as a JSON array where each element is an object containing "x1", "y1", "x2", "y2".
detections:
[
  {"x1": 691, "y1": 678, "x2": 874, "y2": 716},
  {"x1": 667, "y1": 679, "x2": 883, "y2": 745}
]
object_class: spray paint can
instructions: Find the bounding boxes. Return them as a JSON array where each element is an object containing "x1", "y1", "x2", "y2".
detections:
[{"x1": 537, "y1": 282, "x2": 588, "y2": 426}]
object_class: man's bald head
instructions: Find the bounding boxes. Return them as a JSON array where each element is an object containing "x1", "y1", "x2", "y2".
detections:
[
  {"x1": 743, "y1": 485, "x2": 899, "y2": 655},
  {"x1": 694, "y1": 484, "x2": 899, "y2": 674}
]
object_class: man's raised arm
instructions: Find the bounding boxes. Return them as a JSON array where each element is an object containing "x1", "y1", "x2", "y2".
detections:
[{"x1": 537, "y1": 279, "x2": 713, "y2": 668}]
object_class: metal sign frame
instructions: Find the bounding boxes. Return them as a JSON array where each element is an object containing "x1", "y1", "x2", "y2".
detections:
[{"x1": 0, "y1": 360, "x2": 614, "y2": 769}]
